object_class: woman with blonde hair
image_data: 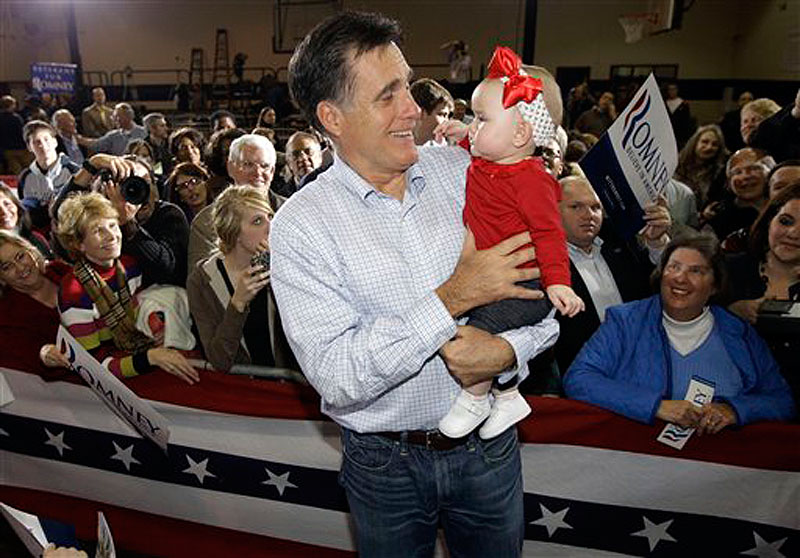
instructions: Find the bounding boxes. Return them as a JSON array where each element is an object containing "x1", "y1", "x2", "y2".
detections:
[
  {"x1": 674, "y1": 124, "x2": 729, "y2": 210},
  {"x1": 56, "y1": 192, "x2": 198, "y2": 384},
  {"x1": 0, "y1": 231, "x2": 70, "y2": 372},
  {"x1": 187, "y1": 185, "x2": 296, "y2": 371}
]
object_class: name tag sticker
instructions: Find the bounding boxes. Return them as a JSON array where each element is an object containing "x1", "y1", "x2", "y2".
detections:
[{"x1": 657, "y1": 377, "x2": 715, "y2": 450}]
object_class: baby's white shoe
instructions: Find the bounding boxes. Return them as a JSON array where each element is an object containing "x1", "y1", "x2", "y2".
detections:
[
  {"x1": 438, "y1": 390, "x2": 491, "y2": 438},
  {"x1": 479, "y1": 389, "x2": 531, "y2": 439}
]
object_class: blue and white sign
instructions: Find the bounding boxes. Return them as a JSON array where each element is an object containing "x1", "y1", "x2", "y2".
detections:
[
  {"x1": 579, "y1": 74, "x2": 678, "y2": 240},
  {"x1": 57, "y1": 326, "x2": 171, "y2": 452},
  {"x1": 31, "y1": 62, "x2": 77, "y2": 94}
]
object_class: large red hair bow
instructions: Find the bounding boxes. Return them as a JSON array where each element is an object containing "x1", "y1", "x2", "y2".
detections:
[{"x1": 487, "y1": 46, "x2": 543, "y2": 109}]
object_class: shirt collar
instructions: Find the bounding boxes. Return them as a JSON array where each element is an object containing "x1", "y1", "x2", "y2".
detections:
[
  {"x1": 331, "y1": 152, "x2": 426, "y2": 204},
  {"x1": 567, "y1": 236, "x2": 603, "y2": 258}
]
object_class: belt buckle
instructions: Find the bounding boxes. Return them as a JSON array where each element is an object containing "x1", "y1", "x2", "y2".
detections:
[{"x1": 425, "y1": 430, "x2": 436, "y2": 450}]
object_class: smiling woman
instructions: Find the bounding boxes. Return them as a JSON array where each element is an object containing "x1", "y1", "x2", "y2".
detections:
[
  {"x1": 55, "y1": 192, "x2": 198, "y2": 385},
  {"x1": 0, "y1": 231, "x2": 70, "y2": 373},
  {"x1": 565, "y1": 233, "x2": 796, "y2": 433}
]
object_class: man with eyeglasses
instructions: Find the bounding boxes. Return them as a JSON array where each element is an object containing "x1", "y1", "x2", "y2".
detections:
[
  {"x1": 188, "y1": 134, "x2": 279, "y2": 271},
  {"x1": 284, "y1": 131, "x2": 323, "y2": 189},
  {"x1": 702, "y1": 147, "x2": 774, "y2": 242}
]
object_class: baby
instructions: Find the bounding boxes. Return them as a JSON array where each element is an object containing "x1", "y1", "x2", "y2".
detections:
[{"x1": 439, "y1": 46, "x2": 584, "y2": 439}]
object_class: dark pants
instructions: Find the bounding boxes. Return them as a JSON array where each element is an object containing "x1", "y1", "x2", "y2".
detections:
[
  {"x1": 467, "y1": 279, "x2": 552, "y2": 389},
  {"x1": 339, "y1": 427, "x2": 524, "y2": 558}
]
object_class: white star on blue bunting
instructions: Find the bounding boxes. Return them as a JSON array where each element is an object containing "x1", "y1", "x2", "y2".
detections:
[
  {"x1": 44, "y1": 428, "x2": 71, "y2": 457},
  {"x1": 183, "y1": 455, "x2": 215, "y2": 484},
  {"x1": 530, "y1": 503, "x2": 573, "y2": 537},
  {"x1": 262, "y1": 468, "x2": 297, "y2": 496},
  {"x1": 742, "y1": 532, "x2": 788, "y2": 558},
  {"x1": 110, "y1": 441, "x2": 140, "y2": 471},
  {"x1": 632, "y1": 516, "x2": 677, "y2": 551}
]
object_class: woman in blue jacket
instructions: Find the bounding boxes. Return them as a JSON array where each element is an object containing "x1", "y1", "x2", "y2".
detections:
[{"x1": 564, "y1": 233, "x2": 795, "y2": 433}]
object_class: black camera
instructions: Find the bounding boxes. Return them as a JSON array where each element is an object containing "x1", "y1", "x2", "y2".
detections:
[
  {"x1": 98, "y1": 170, "x2": 151, "y2": 205},
  {"x1": 250, "y1": 251, "x2": 270, "y2": 271}
]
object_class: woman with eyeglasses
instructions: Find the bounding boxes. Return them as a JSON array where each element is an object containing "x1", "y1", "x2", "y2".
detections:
[
  {"x1": 564, "y1": 233, "x2": 795, "y2": 433},
  {"x1": 166, "y1": 162, "x2": 212, "y2": 222}
]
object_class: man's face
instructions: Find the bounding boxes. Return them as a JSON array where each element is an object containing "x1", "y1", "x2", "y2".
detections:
[
  {"x1": 414, "y1": 100, "x2": 451, "y2": 145},
  {"x1": 560, "y1": 179, "x2": 603, "y2": 250},
  {"x1": 728, "y1": 151, "x2": 767, "y2": 202},
  {"x1": 286, "y1": 136, "x2": 322, "y2": 183},
  {"x1": 228, "y1": 144, "x2": 275, "y2": 189},
  {"x1": 598, "y1": 92, "x2": 614, "y2": 112},
  {"x1": 214, "y1": 116, "x2": 236, "y2": 133},
  {"x1": 768, "y1": 166, "x2": 800, "y2": 199},
  {"x1": 452, "y1": 101, "x2": 467, "y2": 121},
  {"x1": 27, "y1": 129, "x2": 58, "y2": 165},
  {"x1": 92, "y1": 88, "x2": 106, "y2": 105},
  {"x1": 331, "y1": 42, "x2": 421, "y2": 186},
  {"x1": 113, "y1": 107, "x2": 132, "y2": 129},
  {"x1": 150, "y1": 117, "x2": 169, "y2": 140},
  {"x1": 54, "y1": 112, "x2": 77, "y2": 136},
  {"x1": 740, "y1": 107, "x2": 763, "y2": 145}
]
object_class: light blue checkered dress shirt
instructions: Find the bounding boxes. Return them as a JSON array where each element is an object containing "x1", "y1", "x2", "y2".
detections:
[{"x1": 270, "y1": 146, "x2": 558, "y2": 432}]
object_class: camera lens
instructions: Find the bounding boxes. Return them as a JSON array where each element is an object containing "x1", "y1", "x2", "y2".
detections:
[{"x1": 120, "y1": 176, "x2": 150, "y2": 205}]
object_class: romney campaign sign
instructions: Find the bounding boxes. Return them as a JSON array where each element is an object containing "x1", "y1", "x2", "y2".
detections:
[
  {"x1": 31, "y1": 63, "x2": 77, "y2": 95},
  {"x1": 580, "y1": 73, "x2": 678, "y2": 240}
]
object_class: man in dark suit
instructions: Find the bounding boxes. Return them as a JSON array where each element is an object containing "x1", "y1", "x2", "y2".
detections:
[{"x1": 554, "y1": 176, "x2": 671, "y2": 372}]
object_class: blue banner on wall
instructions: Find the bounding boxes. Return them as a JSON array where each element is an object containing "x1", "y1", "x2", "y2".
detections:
[{"x1": 30, "y1": 63, "x2": 77, "y2": 94}]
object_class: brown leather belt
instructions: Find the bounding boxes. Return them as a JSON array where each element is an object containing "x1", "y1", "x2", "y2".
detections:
[{"x1": 377, "y1": 430, "x2": 469, "y2": 451}]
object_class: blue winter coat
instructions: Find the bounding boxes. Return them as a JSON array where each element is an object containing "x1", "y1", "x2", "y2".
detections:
[{"x1": 564, "y1": 295, "x2": 796, "y2": 425}]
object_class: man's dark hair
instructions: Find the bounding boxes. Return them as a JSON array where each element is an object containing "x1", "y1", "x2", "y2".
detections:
[
  {"x1": 410, "y1": 78, "x2": 453, "y2": 114},
  {"x1": 210, "y1": 110, "x2": 236, "y2": 128},
  {"x1": 766, "y1": 159, "x2": 800, "y2": 185},
  {"x1": 288, "y1": 11, "x2": 402, "y2": 133},
  {"x1": 22, "y1": 119, "x2": 57, "y2": 144},
  {"x1": 650, "y1": 232, "x2": 728, "y2": 304},
  {"x1": 205, "y1": 127, "x2": 246, "y2": 177}
]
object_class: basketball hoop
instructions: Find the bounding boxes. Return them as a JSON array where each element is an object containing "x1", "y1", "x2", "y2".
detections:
[{"x1": 618, "y1": 12, "x2": 659, "y2": 44}]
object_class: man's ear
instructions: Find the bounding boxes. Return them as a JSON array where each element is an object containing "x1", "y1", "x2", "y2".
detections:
[
  {"x1": 513, "y1": 117, "x2": 533, "y2": 149},
  {"x1": 317, "y1": 101, "x2": 343, "y2": 139}
]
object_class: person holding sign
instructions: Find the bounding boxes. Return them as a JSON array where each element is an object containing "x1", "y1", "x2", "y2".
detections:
[
  {"x1": 564, "y1": 233, "x2": 795, "y2": 432},
  {"x1": 435, "y1": 46, "x2": 584, "y2": 439},
  {"x1": 55, "y1": 192, "x2": 198, "y2": 384}
]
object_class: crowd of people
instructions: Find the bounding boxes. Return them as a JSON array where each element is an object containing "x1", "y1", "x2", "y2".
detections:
[{"x1": 0, "y1": 9, "x2": 798, "y2": 557}]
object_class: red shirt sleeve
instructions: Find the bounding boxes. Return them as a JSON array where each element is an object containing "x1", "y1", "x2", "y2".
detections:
[{"x1": 514, "y1": 166, "x2": 571, "y2": 288}]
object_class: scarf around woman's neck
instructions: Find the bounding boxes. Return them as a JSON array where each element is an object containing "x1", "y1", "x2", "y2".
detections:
[{"x1": 73, "y1": 257, "x2": 153, "y2": 353}]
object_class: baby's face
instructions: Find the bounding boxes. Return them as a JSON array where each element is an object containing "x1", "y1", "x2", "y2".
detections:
[{"x1": 468, "y1": 79, "x2": 527, "y2": 164}]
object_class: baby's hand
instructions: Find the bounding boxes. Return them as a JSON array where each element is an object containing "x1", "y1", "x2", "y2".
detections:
[
  {"x1": 433, "y1": 119, "x2": 469, "y2": 145},
  {"x1": 546, "y1": 285, "x2": 585, "y2": 317}
]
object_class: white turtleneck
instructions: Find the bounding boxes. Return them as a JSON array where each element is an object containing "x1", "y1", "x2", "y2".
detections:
[{"x1": 661, "y1": 307, "x2": 714, "y2": 356}]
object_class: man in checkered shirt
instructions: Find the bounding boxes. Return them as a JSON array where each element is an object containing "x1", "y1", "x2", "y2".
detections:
[{"x1": 270, "y1": 11, "x2": 558, "y2": 558}]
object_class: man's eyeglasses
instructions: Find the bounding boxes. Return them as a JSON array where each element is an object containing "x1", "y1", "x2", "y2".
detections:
[
  {"x1": 175, "y1": 176, "x2": 203, "y2": 192},
  {"x1": 239, "y1": 160, "x2": 273, "y2": 172}
]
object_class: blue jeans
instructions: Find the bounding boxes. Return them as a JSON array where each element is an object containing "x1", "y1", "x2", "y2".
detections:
[{"x1": 339, "y1": 427, "x2": 524, "y2": 558}]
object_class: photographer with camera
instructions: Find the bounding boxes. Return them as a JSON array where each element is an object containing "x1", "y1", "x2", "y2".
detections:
[
  {"x1": 53, "y1": 153, "x2": 189, "y2": 287},
  {"x1": 187, "y1": 185, "x2": 296, "y2": 372}
]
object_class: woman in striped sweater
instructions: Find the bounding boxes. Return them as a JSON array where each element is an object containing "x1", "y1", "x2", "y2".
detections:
[{"x1": 55, "y1": 191, "x2": 198, "y2": 384}]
